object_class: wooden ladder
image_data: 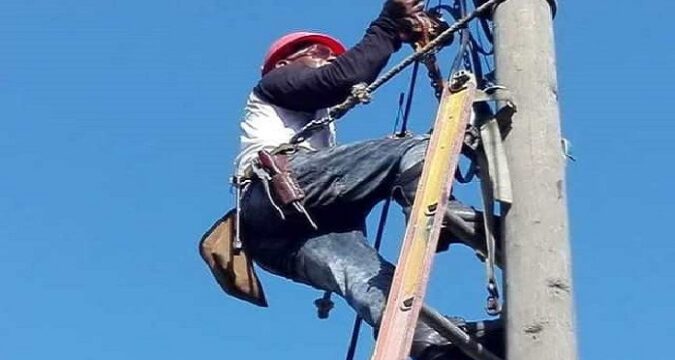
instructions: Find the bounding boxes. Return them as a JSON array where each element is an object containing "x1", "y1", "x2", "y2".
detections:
[{"x1": 371, "y1": 71, "x2": 481, "y2": 360}]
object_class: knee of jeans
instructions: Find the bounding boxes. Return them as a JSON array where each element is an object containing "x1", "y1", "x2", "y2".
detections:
[
  {"x1": 399, "y1": 139, "x2": 428, "y2": 174},
  {"x1": 392, "y1": 162, "x2": 421, "y2": 211},
  {"x1": 348, "y1": 263, "x2": 394, "y2": 327},
  {"x1": 392, "y1": 184, "x2": 414, "y2": 215}
]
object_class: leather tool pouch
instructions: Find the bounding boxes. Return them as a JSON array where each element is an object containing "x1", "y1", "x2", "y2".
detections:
[
  {"x1": 256, "y1": 150, "x2": 306, "y2": 207},
  {"x1": 199, "y1": 209, "x2": 268, "y2": 307}
]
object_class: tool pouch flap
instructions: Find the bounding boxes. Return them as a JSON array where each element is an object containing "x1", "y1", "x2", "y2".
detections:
[{"x1": 198, "y1": 210, "x2": 268, "y2": 307}]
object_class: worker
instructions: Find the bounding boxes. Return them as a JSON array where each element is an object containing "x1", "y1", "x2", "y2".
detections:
[{"x1": 233, "y1": 0, "x2": 502, "y2": 358}]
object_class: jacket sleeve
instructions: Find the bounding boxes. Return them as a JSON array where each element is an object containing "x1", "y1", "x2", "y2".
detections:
[{"x1": 254, "y1": 15, "x2": 402, "y2": 112}]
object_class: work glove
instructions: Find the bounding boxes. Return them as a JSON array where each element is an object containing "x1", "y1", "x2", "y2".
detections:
[
  {"x1": 382, "y1": 0, "x2": 449, "y2": 45},
  {"x1": 400, "y1": 12, "x2": 453, "y2": 47},
  {"x1": 381, "y1": 0, "x2": 425, "y2": 20},
  {"x1": 398, "y1": 12, "x2": 436, "y2": 44}
]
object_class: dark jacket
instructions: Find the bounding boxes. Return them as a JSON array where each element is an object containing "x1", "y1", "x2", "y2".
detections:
[{"x1": 254, "y1": 14, "x2": 402, "y2": 113}]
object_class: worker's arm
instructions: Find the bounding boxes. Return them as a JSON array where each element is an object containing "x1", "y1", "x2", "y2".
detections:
[{"x1": 254, "y1": 13, "x2": 403, "y2": 112}]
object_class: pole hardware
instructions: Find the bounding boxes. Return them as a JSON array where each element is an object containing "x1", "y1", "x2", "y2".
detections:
[
  {"x1": 547, "y1": 0, "x2": 557, "y2": 17},
  {"x1": 475, "y1": 0, "x2": 556, "y2": 17},
  {"x1": 561, "y1": 138, "x2": 576, "y2": 162}
]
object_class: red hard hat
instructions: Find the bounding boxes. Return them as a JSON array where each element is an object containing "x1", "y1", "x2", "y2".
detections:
[{"x1": 261, "y1": 31, "x2": 347, "y2": 76}]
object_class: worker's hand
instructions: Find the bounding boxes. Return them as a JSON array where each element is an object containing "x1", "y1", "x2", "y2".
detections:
[
  {"x1": 382, "y1": 0, "x2": 425, "y2": 20},
  {"x1": 398, "y1": 12, "x2": 434, "y2": 43}
]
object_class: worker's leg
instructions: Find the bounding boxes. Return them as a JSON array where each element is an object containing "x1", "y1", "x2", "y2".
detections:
[
  {"x1": 284, "y1": 134, "x2": 499, "y2": 261},
  {"x1": 241, "y1": 174, "x2": 398, "y2": 326},
  {"x1": 240, "y1": 180, "x2": 457, "y2": 359},
  {"x1": 290, "y1": 228, "x2": 465, "y2": 359},
  {"x1": 392, "y1": 137, "x2": 503, "y2": 264},
  {"x1": 290, "y1": 229, "x2": 503, "y2": 360},
  {"x1": 241, "y1": 136, "x2": 502, "y2": 359},
  {"x1": 292, "y1": 228, "x2": 392, "y2": 326}
]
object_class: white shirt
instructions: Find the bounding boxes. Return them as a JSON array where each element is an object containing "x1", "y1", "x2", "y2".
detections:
[{"x1": 234, "y1": 92, "x2": 336, "y2": 176}]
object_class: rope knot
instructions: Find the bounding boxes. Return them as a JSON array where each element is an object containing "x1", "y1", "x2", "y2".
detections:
[{"x1": 351, "y1": 83, "x2": 372, "y2": 104}]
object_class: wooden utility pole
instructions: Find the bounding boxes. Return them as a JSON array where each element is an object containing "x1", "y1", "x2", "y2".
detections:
[{"x1": 492, "y1": 1, "x2": 578, "y2": 359}]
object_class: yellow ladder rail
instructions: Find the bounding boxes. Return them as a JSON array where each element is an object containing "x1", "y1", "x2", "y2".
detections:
[{"x1": 371, "y1": 71, "x2": 477, "y2": 360}]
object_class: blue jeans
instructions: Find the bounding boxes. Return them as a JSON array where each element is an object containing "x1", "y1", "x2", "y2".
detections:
[{"x1": 240, "y1": 136, "x2": 486, "y2": 357}]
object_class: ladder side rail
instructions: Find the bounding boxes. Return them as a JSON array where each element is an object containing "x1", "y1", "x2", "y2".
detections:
[{"x1": 371, "y1": 73, "x2": 477, "y2": 360}]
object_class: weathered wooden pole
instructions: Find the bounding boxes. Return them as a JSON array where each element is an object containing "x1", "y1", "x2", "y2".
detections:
[{"x1": 492, "y1": 1, "x2": 579, "y2": 359}]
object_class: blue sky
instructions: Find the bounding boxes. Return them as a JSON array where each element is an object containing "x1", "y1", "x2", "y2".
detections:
[{"x1": 1, "y1": 1, "x2": 673, "y2": 359}]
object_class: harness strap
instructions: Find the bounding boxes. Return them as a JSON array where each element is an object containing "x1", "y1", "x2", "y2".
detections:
[{"x1": 476, "y1": 151, "x2": 502, "y2": 316}]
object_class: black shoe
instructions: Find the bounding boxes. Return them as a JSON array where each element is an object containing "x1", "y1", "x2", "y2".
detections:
[
  {"x1": 436, "y1": 206, "x2": 503, "y2": 268},
  {"x1": 416, "y1": 319, "x2": 504, "y2": 360},
  {"x1": 419, "y1": 346, "x2": 469, "y2": 360}
]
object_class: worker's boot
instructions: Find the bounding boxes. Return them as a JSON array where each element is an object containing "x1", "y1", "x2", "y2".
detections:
[
  {"x1": 437, "y1": 200, "x2": 503, "y2": 268},
  {"x1": 392, "y1": 168, "x2": 503, "y2": 266},
  {"x1": 412, "y1": 317, "x2": 504, "y2": 360}
]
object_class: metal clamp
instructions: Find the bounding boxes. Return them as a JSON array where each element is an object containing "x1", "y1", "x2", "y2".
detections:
[
  {"x1": 474, "y1": 85, "x2": 513, "y2": 105},
  {"x1": 547, "y1": 0, "x2": 558, "y2": 18},
  {"x1": 561, "y1": 138, "x2": 576, "y2": 162},
  {"x1": 485, "y1": 280, "x2": 502, "y2": 316},
  {"x1": 450, "y1": 70, "x2": 473, "y2": 91},
  {"x1": 483, "y1": 0, "x2": 556, "y2": 17}
]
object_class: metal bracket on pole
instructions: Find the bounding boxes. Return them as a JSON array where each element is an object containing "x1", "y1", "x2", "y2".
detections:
[
  {"x1": 473, "y1": 86, "x2": 516, "y2": 204},
  {"x1": 547, "y1": 0, "x2": 558, "y2": 18},
  {"x1": 476, "y1": 0, "x2": 555, "y2": 18},
  {"x1": 478, "y1": 116, "x2": 513, "y2": 204},
  {"x1": 474, "y1": 86, "x2": 513, "y2": 104}
]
